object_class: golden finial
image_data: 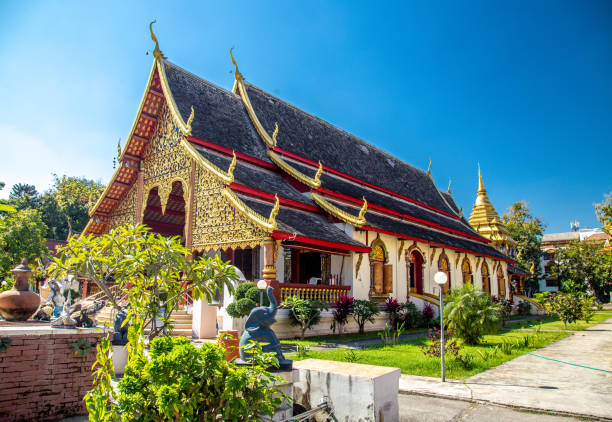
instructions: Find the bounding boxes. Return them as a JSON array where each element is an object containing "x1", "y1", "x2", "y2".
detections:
[
  {"x1": 230, "y1": 46, "x2": 242, "y2": 81},
  {"x1": 117, "y1": 138, "x2": 122, "y2": 159},
  {"x1": 149, "y1": 20, "x2": 165, "y2": 60},
  {"x1": 227, "y1": 151, "x2": 237, "y2": 179},
  {"x1": 426, "y1": 158, "x2": 432, "y2": 176},
  {"x1": 313, "y1": 161, "x2": 323, "y2": 185},
  {"x1": 459, "y1": 206, "x2": 463, "y2": 218},
  {"x1": 268, "y1": 194, "x2": 280, "y2": 224},
  {"x1": 447, "y1": 177, "x2": 452, "y2": 193},
  {"x1": 530, "y1": 262, "x2": 535, "y2": 274},
  {"x1": 186, "y1": 106, "x2": 195, "y2": 133},
  {"x1": 358, "y1": 196, "x2": 368, "y2": 221},
  {"x1": 272, "y1": 122, "x2": 279, "y2": 147},
  {"x1": 517, "y1": 250, "x2": 522, "y2": 260},
  {"x1": 478, "y1": 162, "x2": 485, "y2": 193}
]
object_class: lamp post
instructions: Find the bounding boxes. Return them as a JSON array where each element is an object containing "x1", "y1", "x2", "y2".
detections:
[
  {"x1": 257, "y1": 279, "x2": 267, "y2": 306},
  {"x1": 434, "y1": 271, "x2": 448, "y2": 382}
]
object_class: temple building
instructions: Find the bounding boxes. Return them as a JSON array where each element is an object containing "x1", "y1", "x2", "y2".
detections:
[{"x1": 84, "y1": 26, "x2": 518, "y2": 337}]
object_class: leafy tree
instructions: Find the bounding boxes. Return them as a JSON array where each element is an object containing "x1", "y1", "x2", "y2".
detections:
[
  {"x1": 38, "y1": 192, "x2": 65, "y2": 239},
  {"x1": 352, "y1": 299, "x2": 380, "y2": 334},
  {"x1": 444, "y1": 283, "x2": 501, "y2": 345},
  {"x1": 49, "y1": 225, "x2": 237, "y2": 340},
  {"x1": 8, "y1": 183, "x2": 40, "y2": 210},
  {"x1": 282, "y1": 296, "x2": 328, "y2": 340},
  {"x1": 595, "y1": 192, "x2": 612, "y2": 235},
  {"x1": 0, "y1": 208, "x2": 48, "y2": 278},
  {"x1": 544, "y1": 292, "x2": 583, "y2": 328},
  {"x1": 550, "y1": 240, "x2": 611, "y2": 303},
  {"x1": 502, "y1": 201, "x2": 546, "y2": 290}
]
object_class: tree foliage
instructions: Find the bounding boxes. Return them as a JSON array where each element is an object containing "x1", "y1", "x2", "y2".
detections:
[
  {"x1": 444, "y1": 283, "x2": 501, "y2": 345},
  {"x1": 544, "y1": 292, "x2": 583, "y2": 329},
  {"x1": 502, "y1": 201, "x2": 546, "y2": 286},
  {"x1": 595, "y1": 192, "x2": 612, "y2": 235},
  {"x1": 49, "y1": 225, "x2": 237, "y2": 340},
  {"x1": 550, "y1": 239, "x2": 611, "y2": 303},
  {"x1": 282, "y1": 296, "x2": 328, "y2": 340},
  {"x1": 352, "y1": 299, "x2": 380, "y2": 334},
  {"x1": 0, "y1": 208, "x2": 48, "y2": 278},
  {"x1": 9, "y1": 183, "x2": 40, "y2": 210}
]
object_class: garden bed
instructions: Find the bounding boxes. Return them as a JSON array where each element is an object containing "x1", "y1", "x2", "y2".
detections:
[
  {"x1": 505, "y1": 310, "x2": 612, "y2": 331},
  {"x1": 288, "y1": 329, "x2": 569, "y2": 380}
]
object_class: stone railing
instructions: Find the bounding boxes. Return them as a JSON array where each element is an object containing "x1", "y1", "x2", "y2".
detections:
[{"x1": 279, "y1": 283, "x2": 351, "y2": 304}]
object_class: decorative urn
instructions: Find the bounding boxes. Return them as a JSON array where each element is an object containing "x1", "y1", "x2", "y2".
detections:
[{"x1": 0, "y1": 259, "x2": 41, "y2": 321}]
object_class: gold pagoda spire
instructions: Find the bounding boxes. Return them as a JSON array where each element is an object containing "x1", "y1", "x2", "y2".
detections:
[{"x1": 469, "y1": 164, "x2": 516, "y2": 252}]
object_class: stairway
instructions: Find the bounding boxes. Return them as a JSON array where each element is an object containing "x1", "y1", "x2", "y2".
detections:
[{"x1": 94, "y1": 306, "x2": 194, "y2": 338}]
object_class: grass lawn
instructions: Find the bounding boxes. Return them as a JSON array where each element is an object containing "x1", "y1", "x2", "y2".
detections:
[
  {"x1": 288, "y1": 330, "x2": 569, "y2": 380},
  {"x1": 505, "y1": 310, "x2": 612, "y2": 331},
  {"x1": 280, "y1": 327, "x2": 427, "y2": 346}
]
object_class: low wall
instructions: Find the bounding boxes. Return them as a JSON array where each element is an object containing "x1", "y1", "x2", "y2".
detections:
[
  {"x1": 222, "y1": 309, "x2": 392, "y2": 339},
  {"x1": 0, "y1": 325, "x2": 104, "y2": 421}
]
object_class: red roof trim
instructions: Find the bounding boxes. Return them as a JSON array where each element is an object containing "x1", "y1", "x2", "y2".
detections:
[
  {"x1": 272, "y1": 146, "x2": 459, "y2": 219},
  {"x1": 318, "y1": 188, "x2": 489, "y2": 244},
  {"x1": 273, "y1": 231, "x2": 371, "y2": 253},
  {"x1": 229, "y1": 183, "x2": 320, "y2": 213},
  {"x1": 187, "y1": 135, "x2": 277, "y2": 170},
  {"x1": 362, "y1": 225, "x2": 515, "y2": 264}
]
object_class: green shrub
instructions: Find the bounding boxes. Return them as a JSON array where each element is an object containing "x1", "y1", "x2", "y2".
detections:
[
  {"x1": 283, "y1": 296, "x2": 328, "y2": 340},
  {"x1": 545, "y1": 292, "x2": 583, "y2": 329},
  {"x1": 234, "y1": 281, "x2": 256, "y2": 299},
  {"x1": 581, "y1": 296, "x2": 595, "y2": 323},
  {"x1": 235, "y1": 298, "x2": 257, "y2": 317},
  {"x1": 444, "y1": 284, "x2": 501, "y2": 345},
  {"x1": 398, "y1": 302, "x2": 421, "y2": 328},
  {"x1": 225, "y1": 282, "x2": 257, "y2": 318},
  {"x1": 353, "y1": 299, "x2": 380, "y2": 334},
  {"x1": 115, "y1": 336, "x2": 286, "y2": 420},
  {"x1": 246, "y1": 285, "x2": 270, "y2": 307},
  {"x1": 517, "y1": 300, "x2": 531, "y2": 316}
]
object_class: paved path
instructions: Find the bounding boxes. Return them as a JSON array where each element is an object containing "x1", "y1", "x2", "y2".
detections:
[
  {"x1": 399, "y1": 317, "x2": 612, "y2": 420},
  {"x1": 399, "y1": 394, "x2": 584, "y2": 421}
]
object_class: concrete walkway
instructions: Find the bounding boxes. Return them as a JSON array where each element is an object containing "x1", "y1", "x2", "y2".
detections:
[{"x1": 399, "y1": 317, "x2": 612, "y2": 420}]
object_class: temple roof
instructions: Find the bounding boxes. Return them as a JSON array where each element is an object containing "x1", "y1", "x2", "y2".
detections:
[{"x1": 468, "y1": 166, "x2": 515, "y2": 247}]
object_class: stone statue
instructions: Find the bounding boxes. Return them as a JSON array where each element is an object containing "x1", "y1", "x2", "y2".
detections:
[{"x1": 238, "y1": 286, "x2": 291, "y2": 369}]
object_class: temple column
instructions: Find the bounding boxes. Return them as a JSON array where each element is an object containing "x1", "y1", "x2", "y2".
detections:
[{"x1": 263, "y1": 239, "x2": 280, "y2": 302}]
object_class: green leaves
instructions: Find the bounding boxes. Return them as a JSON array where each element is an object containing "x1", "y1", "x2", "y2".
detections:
[
  {"x1": 0, "y1": 208, "x2": 48, "y2": 278},
  {"x1": 352, "y1": 299, "x2": 381, "y2": 334},
  {"x1": 283, "y1": 296, "x2": 328, "y2": 339}
]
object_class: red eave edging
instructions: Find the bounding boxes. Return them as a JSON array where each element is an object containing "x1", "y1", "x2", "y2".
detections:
[
  {"x1": 187, "y1": 135, "x2": 277, "y2": 170},
  {"x1": 362, "y1": 225, "x2": 515, "y2": 264},
  {"x1": 272, "y1": 146, "x2": 459, "y2": 219},
  {"x1": 229, "y1": 183, "x2": 320, "y2": 213},
  {"x1": 318, "y1": 187, "x2": 489, "y2": 244},
  {"x1": 272, "y1": 231, "x2": 371, "y2": 254}
]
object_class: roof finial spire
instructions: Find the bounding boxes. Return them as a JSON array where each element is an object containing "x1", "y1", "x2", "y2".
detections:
[
  {"x1": 447, "y1": 177, "x2": 452, "y2": 193},
  {"x1": 426, "y1": 158, "x2": 432, "y2": 176},
  {"x1": 117, "y1": 138, "x2": 122, "y2": 160},
  {"x1": 478, "y1": 162, "x2": 485, "y2": 193},
  {"x1": 149, "y1": 20, "x2": 165, "y2": 60},
  {"x1": 230, "y1": 46, "x2": 243, "y2": 81},
  {"x1": 272, "y1": 122, "x2": 279, "y2": 147}
]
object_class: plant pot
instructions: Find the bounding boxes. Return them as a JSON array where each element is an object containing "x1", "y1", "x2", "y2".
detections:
[
  {"x1": 112, "y1": 345, "x2": 128, "y2": 376},
  {"x1": 0, "y1": 290, "x2": 41, "y2": 321},
  {"x1": 217, "y1": 330, "x2": 240, "y2": 362}
]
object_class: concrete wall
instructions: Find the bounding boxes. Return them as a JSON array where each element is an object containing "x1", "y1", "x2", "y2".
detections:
[{"x1": 0, "y1": 326, "x2": 103, "y2": 421}]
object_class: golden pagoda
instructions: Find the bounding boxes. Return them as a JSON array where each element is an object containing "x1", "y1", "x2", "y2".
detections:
[{"x1": 469, "y1": 165, "x2": 516, "y2": 255}]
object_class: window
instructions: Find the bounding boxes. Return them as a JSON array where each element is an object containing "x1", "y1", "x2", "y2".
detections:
[
  {"x1": 461, "y1": 258, "x2": 473, "y2": 285},
  {"x1": 438, "y1": 253, "x2": 451, "y2": 294},
  {"x1": 481, "y1": 262, "x2": 490, "y2": 294},
  {"x1": 497, "y1": 265, "x2": 506, "y2": 297}
]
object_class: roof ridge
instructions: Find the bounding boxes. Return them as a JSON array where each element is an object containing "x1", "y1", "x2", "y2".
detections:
[{"x1": 244, "y1": 82, "x2": 432, "y2": 180}]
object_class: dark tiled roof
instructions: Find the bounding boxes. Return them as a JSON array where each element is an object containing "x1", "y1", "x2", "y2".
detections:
[
  {"x1": 508, "y1": 263, "x2": 531, "y2": 276},
  {"x1": 164, "y1": 61, "x2": 271, "y2": 163},
  {"x1": 328, "y1": 199, "x2": 510, "y2": 260},
  {"x1": 440, "y1": 191, "x2": 460, "y2": 214},
  {"x1": 287, "y1": 159, "x2": 484, "y2": 240},
  {"x1": 244, "y1": 84, "x2": 456, "y2": 214},
  {"x1": 239, "y1": 196, "x2": 366, "y2": 248},
  {"x1": 194, "y1": 146, "x2": 313, "y2": 205}
]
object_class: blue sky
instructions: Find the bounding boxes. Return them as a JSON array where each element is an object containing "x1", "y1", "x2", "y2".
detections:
[{"x1": 0, "y1": 1, "x2": 610, "y2": 233}]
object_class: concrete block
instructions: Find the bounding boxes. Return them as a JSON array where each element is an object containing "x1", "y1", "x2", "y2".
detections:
[{"x1": 293, "y1": 359, "x2": 400, "y2": 422}]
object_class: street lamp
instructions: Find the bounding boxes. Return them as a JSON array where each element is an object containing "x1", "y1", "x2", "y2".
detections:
[
  {"x1": 434, "y1": 271, "x2": 448, "y2": 382},
  {"x1": 257, "y1": 279, "x2": 267, "y2": 306}
]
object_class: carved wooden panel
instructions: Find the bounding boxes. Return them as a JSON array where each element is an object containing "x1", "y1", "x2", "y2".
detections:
[{"x1": 107, "y1": 183, "x2": 137, "y2": 232}]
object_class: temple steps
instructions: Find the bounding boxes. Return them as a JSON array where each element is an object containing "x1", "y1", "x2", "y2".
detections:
[{"x1": 94, "y1": 306, "x2": 194, "y2": 337}]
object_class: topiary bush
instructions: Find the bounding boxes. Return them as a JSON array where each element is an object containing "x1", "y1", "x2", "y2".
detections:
[
  {"x1": 225, "y1": 281, "x2": 257, "y2": 318},
  {"x1": 444, "y1": 283, "x2": 501, "y2": 345},
  {"x1": 246, "y1": 285, "x2": 270, "y2": 307}
]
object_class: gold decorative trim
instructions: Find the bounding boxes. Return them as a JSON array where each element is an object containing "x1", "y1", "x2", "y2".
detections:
[
  {"x1": 181, "y1": 140, "x2": 236, "y2": 184},
  {"x1": 156, "y1": 61, "x2": 193, "y2": 135},
  {"x1": 355, "y1": 253, "x2": 364, "y2": 277},
  {"x1": 311, "y1": 192, "x2": 367, "y2": 227},
  {"x1": 192, "y1": 238, "x2": 270, "y2": 252},
  {"x1": 398, "y1": 240, "x2": 405, "y2": 257},
  {"x1": 149, "y1": 21, "x2": 166, "y2": 60},
  {"x1": 410, "y1": 293, "x2": 439, "y2": 307},
  {"x1": 222, "y1": 188, "x2": 279, "y2": 232},
  {"x1": 268, "y1": 150, "x2": 322, "y2": 189}
]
